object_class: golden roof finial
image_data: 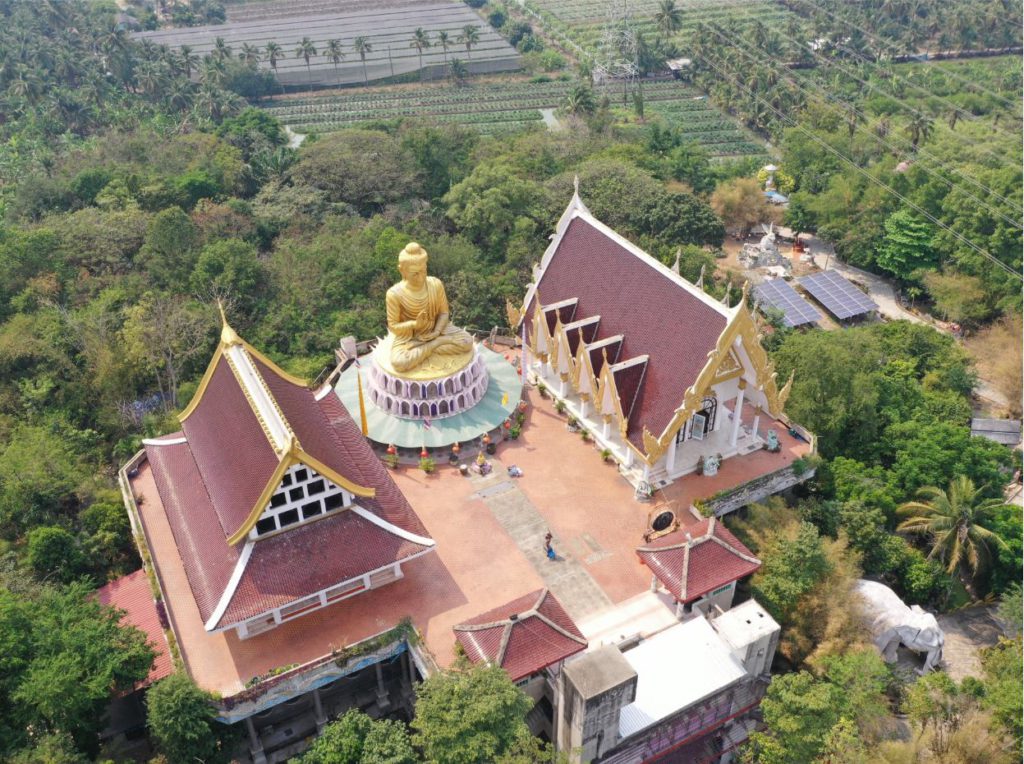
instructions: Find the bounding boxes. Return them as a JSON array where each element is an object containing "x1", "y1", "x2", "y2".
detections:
[
  {"x1": 573, "y1": 174, "x2": 580, "y2": 197},
  {"x1": 218, "y1": 299, "x2": 240, "y2": 346}
]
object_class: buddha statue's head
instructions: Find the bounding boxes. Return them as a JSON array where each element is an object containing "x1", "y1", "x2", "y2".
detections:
[{"x1": 398, "y1": 243, "x2": 429, "y2": 289}]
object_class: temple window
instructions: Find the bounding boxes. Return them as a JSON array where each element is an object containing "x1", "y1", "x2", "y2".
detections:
[{"x1": 251, "y1": 463, "x2": 353, "y2": 539}]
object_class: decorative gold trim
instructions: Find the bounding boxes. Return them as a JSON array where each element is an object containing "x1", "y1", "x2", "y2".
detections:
[
  {"x1": 637, "y1": 303, "x2": 792, "y2": 464},
  {"x1": 222, "y1": 347, "x2": 283, "y2": 452},
  {"x1": 225, "y1": 439, "x2": 376, "y2": 546},
  {"x1": 179, "y1": 326, "x2": 309, "y2": 423},
  {"x1": 712, "y1": 349, "x2": 743, "y2": 383},
  {"x1": 505, "y1": 299, "x2": 523, "y2": 330}
]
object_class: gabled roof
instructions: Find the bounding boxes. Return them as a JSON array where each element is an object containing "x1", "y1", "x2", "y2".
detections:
[
  {"x1": 453, "y1": 589, "x2": 587, "y2": 681},
  {"x1": 141, "y1": 318, "x2": 435, "y2": 632},
  {"x1": 95, "y1": 569, "x2": 173, "y2": 688},
  {"x1": 524, "y1": 204, "x2": 732, "y2": 450},
  {"x1": 636, "y1": 518, "x2": 760, "y2": 603},
  {"x1": 172, "y1": 319, "x2": 376, "y2": 544}
]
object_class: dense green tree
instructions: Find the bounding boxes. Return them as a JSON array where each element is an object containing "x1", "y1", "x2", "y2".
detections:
[
  {"x1": 0, "y1": 423, "x2": 93, "y2": 538},
  {"x1": 190, "y1": 238, "x2": 265, "y2": 309},
  {"x1": 444, "y1": 163, "x2": 546, "y2": 252},
  {"x1": 291, "y1": 130, "x2": 423, "y2": 214},
  {"x1": 26, "y1": 526, "x2": 84, "y2": 584},
  {"x1": 668, "y1": 141, "x2": 715, "y2": 195},
  {"x1": 147, "y1": 672, "x2": 223, "y2": 764},
  {"x1": 876, "y1": 209, "x2": 937, "y2": 280},
  {"x1": 980, "y1": 638, "x2": 1023, "y2": 750},
  {"x1": 412, "y1": 663, "x2": 534, "y2": 764},
  {"x1": 883, "y1": 422, "x2": 1013, "y2": 495},
  {"x1": 745, "y1": 648, "x2": 890, "y2": 764},
  {"x1": 0, "y1": 583, "x2": 153, "y2": 757},
  {"x1": 138, "y1": 206, "x2": 200, "y2": 289},
  {"x1": 751, "y1": 521, "x2": 833, "y2": 624}
]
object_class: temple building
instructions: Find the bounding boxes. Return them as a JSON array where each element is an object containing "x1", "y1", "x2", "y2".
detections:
[
  {"x1": 512, "y1": 189, "x2": 803, "y2": 492},
  {"x1": 110, "y1": 226, "x2": 813, "y2": 763}
]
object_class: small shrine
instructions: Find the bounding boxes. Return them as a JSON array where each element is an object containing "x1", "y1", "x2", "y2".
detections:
[
  {"x1": 331, "y1": 243, "x2": 522, "y2": 449},
  {"x1": 740, "y1": 223, "x2": 791, "y2": 272}
]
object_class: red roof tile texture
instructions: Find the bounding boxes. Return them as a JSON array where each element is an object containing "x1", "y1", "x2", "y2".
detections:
[
  {"x1": 141, "y1": 345, "x2": 432, "y2": 632},
  {"x1": 454, "y1": 589, "x2": 587, "y2": 682},
  {"x1": 636, "y1": 517, "x2": 761, "y2": 603},
  {"x1": 95, "y1": 569, "x2": 173, "y2": 688},
  {"x1": 527, "y1": 216, "x2": 728, "y2": 448},
  {"x1": 180, "y1": 356, "x2": 279, "y2": 537}
]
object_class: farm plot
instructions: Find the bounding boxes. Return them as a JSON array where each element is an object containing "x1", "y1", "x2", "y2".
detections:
[
  {"x1": 525, "y1": 0, "x2": 802, "y2": 58},
  {"x1": 134, "y1": 0, "x2": 520, "y2": 89},
  {"x1": 263, "y1": 79, "x2": 766, "y2": 155}
]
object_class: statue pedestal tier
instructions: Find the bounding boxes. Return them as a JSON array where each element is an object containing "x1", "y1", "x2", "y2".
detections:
[{"x1": 366, "y1": 340, "x2": 490, "y2": 421}]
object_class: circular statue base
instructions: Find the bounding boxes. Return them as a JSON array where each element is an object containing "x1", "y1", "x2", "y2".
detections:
[
  {"x1": 366, "y1": 342, "x2": 489, "y2": 421},
  {"x1": 332, "y1": 343, "x2": 523, "y2": 449}
]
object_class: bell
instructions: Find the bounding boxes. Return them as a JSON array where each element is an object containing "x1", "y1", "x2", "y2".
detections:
[
  {"x1": 482, "y1": 434, "x2": 491, "y2": 444},
  {"x1": 452, "y1": 442, "x2": 461, "y2": 454},
  {"x1": 420, "y1": 447, "x2": 429, "y2": 459},
  {"x1": 386, "y1": 444, "x2": 397, "y2": 455}
]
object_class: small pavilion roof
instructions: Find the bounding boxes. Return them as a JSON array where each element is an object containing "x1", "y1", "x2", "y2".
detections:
[
  {"x1": 95, "y1": 569, "x2": 173, "y2": 689},
  {"x1": 453, "y1": 589, "x2": 587, "y2": 681},
  {"x1": 636, "y1": 518, "x2": 760, "y2": 603}
]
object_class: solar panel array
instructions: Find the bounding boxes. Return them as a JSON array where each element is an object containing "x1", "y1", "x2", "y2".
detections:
[
  {"x1": 798, "y1": 270, "x2": 878, "y2": 320},
  {"x1": 754, "y1": 280, "x2": 822, "y2": 327}
]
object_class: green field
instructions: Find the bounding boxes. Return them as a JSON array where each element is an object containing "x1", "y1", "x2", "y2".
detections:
[{"x1": 262, "y1": 78, "x2": 766, "y2": 153}]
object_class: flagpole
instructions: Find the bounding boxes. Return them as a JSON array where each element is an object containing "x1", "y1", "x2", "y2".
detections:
[{"x1": 356, "y1": 367, "x2": 369, "y2": 436}]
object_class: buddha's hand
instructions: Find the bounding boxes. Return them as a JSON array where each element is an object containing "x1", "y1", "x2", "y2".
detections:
[{"x1": 415, "y1": 310, "x2": 436, "y2": 338}]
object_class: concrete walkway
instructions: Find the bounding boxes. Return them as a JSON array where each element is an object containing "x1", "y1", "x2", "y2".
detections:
[
  {"x1": 936, "y1": 605, "x2": 1005, "y2": 682},
  {"x1": 470, "y1": 460, "x2": 612, "y2": 622}
]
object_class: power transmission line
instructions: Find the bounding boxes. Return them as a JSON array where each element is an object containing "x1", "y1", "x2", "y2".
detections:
[
  {"x1": 692, "y1": 52, "x2": 1023, "y2": 281},
  {"x1": 697, "y1": 23, "x2": 1023, "y2": 229}
]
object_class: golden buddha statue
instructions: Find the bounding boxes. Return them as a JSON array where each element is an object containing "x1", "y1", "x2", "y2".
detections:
[{"x1": 381, "y1": 243, "x2": 474, "y2": 377}]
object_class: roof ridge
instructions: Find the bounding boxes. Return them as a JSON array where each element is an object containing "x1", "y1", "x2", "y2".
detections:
[
  {"x1": 224, "y1": 343, "x2": 297, "y2": 455},
  {"x1": 532, "y1": 592, "x2": 587, "y2": 645},
  {"x1": 707, "y1": 533, "x2": 761, "y2": 565},
  {"x1": 568, "y1": 210, "x2": 734, "y2": 318}
]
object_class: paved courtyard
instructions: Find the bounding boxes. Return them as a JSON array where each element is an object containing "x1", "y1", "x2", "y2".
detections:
[{"x1": 134, "y1": 386, "x2": 808, "y2": 696}]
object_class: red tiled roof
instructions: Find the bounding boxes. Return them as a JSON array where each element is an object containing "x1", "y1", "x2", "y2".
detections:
[
  {"x1": 526, "y1": 215, "x2": 729, "y2": 449},
  {"x1": 95, "y1": 569, "x2": 173, "y2": 688},
  {"x1": 140, "y1": 340, "x2": 434, "y2": 632},
  {"x1": 180, "y1": 356, "x2": 280, "y2": 537},
  {"x1": 636, "y1": 518, "x2": 761, "y2": 603},
  {"x1": 454, "y1": 589, "x2": 587, "y2": 681}
]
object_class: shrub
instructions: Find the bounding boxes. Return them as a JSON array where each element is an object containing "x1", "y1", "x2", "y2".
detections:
[
  {"x1": 554, "y1": 399, "x2": 566, "y2": 414},
  {"x1": 26, "y1": 526, "x2": 84, "y2": 584},
  {"x1": 384, "y1": 453, "x2": 399, "y2": 469},
  {"x1": 600, "y1": 448, "x2": 613, "y2": 462},
  {"x1": 147, "y1": 674, "x2": 222, "y2": 764},
  {"x1": 419, "y1": 457, "x2": 436, "y2": 474}
]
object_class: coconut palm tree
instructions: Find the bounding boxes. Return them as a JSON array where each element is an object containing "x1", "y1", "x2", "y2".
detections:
[
  {"x1": 458, "y1": 25, "x2": 480, "y2": 61},
  {"x1": 265, "y1": 41, "x2": 284, "y2": 91},
  {"x1": 654, "y1": 0, "x2": 683, "y2": 38},
  {"x1": 898, "y1": 476, "x2": 1010, "y2": 583},
  {"x1": 180, "y1": 45, "x2": 199, "y2": 79},
  {"x1": 211, "y1": 36, "x2": 232, "y2": 63},
  {"x1": 905, "y1": 111, "x2": 934, "y2": 150},
  {"x1": 324, "y1": 39, "x2": 344, "y2": 85},
  {"x1": 410, "y1": 28, "x2": 431, "y2": 78},
  {"x1": 238, "y1": 42, "x2": 261, "y2": 67},
  {"x1": 353, "y1": 36, "x2": 372, "y2": 84},
  {"x1": 436, "y1": 31, "x2": 451, "y2": 65},
  {"x1": 295, "y1": 37, "x2": 318, "y2": 92}
]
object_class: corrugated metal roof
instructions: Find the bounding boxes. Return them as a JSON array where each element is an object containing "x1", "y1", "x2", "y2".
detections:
[{"x1": 618, "y1": 618, "x2": 746, "y2": 739}]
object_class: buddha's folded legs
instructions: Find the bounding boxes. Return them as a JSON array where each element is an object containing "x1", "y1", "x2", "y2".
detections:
[{"x1": 391, "y1": 328, "x2": 472, "y2": 372}]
